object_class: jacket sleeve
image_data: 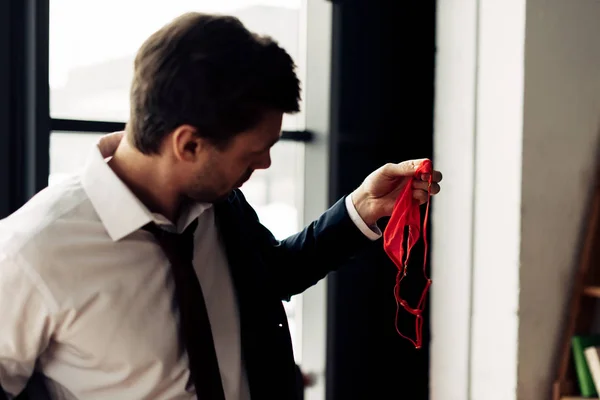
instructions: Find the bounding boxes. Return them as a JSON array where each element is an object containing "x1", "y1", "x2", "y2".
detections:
[{"x1": 235, "y1": 191, "x2": 378, "y2": 301}]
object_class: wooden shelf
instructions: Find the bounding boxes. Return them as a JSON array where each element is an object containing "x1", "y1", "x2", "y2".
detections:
[
  {"x1": 562, "y1": 397, "x2": 599, "y2": 400},
  {"x1": 583, "y1": 285, "x2": 600, "y2": 297},
  {"x1": 553, "y1": 169, "x2": 600, "y2": 400},
  {"x1": 553, "y1": 174, "x2": 600, "y2": 400}
]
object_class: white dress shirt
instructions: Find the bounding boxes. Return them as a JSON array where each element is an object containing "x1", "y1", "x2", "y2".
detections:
[{"x1": 0, "y1": 144, "x2": 381, "y2": 400}]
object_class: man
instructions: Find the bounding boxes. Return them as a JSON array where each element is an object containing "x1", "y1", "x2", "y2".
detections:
[{"x1": 0, "y1": 12, "x2": 441, "y2": 400}]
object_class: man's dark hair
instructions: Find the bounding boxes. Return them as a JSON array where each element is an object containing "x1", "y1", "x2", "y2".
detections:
[{"x1": 129, "y1": 12, "x2": 301, "y2": 154}]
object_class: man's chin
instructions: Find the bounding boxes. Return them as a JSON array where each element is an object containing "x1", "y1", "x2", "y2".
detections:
[
  {"x1": 187, "y1": 189, "x2": 229, "y2": 204},
  {"x1": 235, "y1": 177, "x2": 251, "y2": 189},
  {"x1": 212, "y1": 192, "x2": 232, "y2": 202}
]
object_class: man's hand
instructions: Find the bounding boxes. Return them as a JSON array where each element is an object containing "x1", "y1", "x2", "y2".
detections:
[
  {"x1": 350, "y1": 159, "x2": 442, "y2": 226},
  {"x1": 98, "y1": 131, "x2": 125, "y2": 158}
]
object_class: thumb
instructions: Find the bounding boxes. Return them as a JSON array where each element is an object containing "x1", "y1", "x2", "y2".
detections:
[{"x1": 382, "y1": 158, "x2": 429, "y2": 177}]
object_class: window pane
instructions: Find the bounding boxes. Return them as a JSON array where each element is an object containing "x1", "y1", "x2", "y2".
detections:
[
  {"x1": 49, "y1": 132, "x2": 102, "y2": 186},
  {"x1": 49, "y1": 0, "x2": 306, "y2": 130}
]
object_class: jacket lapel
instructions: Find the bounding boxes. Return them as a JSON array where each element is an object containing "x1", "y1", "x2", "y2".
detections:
[
  {"x1": 214, "y1": 193, "x2": 299, "y2": 399},
  {"x1": 214, "y1": 196, "x2": 269, "y2": 396}
]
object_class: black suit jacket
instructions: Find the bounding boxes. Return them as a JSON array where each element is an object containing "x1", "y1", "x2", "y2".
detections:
[
  {"x1": 214, "y1": 190, "x2": 375, "y2": 399},
  {"x1": 7, "y1": 191, "x2": 375, "y2": 400}
]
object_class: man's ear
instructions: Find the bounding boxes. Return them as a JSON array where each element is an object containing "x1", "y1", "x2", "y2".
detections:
[{"x1": 170, "y1": 125, "x2": 204, "y2": 162}]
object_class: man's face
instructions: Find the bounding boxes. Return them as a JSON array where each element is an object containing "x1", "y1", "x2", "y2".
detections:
[{"x1": 185, "y1": 110, "x2": 283, "y2": 203}]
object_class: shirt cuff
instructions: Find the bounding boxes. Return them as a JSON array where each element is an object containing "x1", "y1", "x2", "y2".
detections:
[{"x1": 344, "y1": 195, "x2": 383, "y2": 241}]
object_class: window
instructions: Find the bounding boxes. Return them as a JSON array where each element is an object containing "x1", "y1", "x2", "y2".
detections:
[
  {"x1": 49, "y1": 0, "x2": 305, "y2": 131},
  {"x1": 49, "y1": 0, "x2": 308, "y2": 361}
]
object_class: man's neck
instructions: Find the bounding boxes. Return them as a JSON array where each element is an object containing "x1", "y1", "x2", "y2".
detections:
[{"x1": 108, "y1": 140, "x2": 182, "y2": 223}]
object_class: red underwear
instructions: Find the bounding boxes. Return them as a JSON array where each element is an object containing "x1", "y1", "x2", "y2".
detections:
[{"x1": 383, "y1": 159, "x2": 433, "y2": 349}]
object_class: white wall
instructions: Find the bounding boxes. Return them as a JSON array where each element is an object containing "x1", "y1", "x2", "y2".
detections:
[
  {"x1": 518, "y1": 0, "x2": 600, "y2": 398},
  {"x1": 432, "y1": 0, "x2": 600, "y2": 399},
  {"x1": 432, "y1": 0, "x2": 525, "y2": 398},
  {"x1": 430, "y1": 0, "x2": 478, "y2": 398},
  {"x1": 470, "y1": 1, "x2": 526, "y2": 399}
]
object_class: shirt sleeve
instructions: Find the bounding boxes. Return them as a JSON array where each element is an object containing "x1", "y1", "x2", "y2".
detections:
[
  {"x1": 344, "y1": 195, "x2": 382, "y2": 241},
  {"x1": 0, "y1": 253, "x2": 55, "y2": 397}
]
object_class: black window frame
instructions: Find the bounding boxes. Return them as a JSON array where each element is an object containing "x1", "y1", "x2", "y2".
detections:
[
  {"x1": 0, "y1": 0, "x2": 312, "y2": 218},
  {"x1": 51, "y1": 119, "x2": 314, "y2": 142}
]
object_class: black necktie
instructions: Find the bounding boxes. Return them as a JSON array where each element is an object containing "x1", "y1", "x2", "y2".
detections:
[{"x1": 144, "y1": 219, "x2": 226, "y2": 400}]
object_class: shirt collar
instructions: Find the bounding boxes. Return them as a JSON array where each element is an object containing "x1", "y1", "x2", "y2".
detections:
[{"x1": 81, "y1": 143, "x2": 212, "y2": 242}]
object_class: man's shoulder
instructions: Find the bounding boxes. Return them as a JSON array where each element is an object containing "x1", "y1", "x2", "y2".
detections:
[
  {"x1": 227, "y1": 189, "x2": 249, "y2": 205},
  {"x1": 0, "y1": 175, "x2": 101, "y2": 257},
  {"x1": 218, "y1": 189, "x2": 253, "y2": 212},
  {"x1": 0, "y1": 175, "x2": 116, "y2": 315}
]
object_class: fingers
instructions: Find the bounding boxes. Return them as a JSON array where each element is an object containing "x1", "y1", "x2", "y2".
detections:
[
  {"x1": 413, "y1": 190, "x2": 429, "y2": 204},
  {"x1": 382, "y1": 159, "x2": 442, "y2": 183},
  {"x1": 413, "y1": 179, "x2": 440, "y2": 204},
  {"x1": 98, "y1": 131, "x2": 125, "y2": 158},
  {"x1": 413, "y1": 180, "x2": 440, "y2": 195},
  {"x1": 382, "y1": 159, "x2": 428, "y2": 177},
  {"x1": 420, "y1": 170, "x2": 443, "y2": 183},
  {"x1": 382, "y1": 159, "x2": 442, "y2": 205}
]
